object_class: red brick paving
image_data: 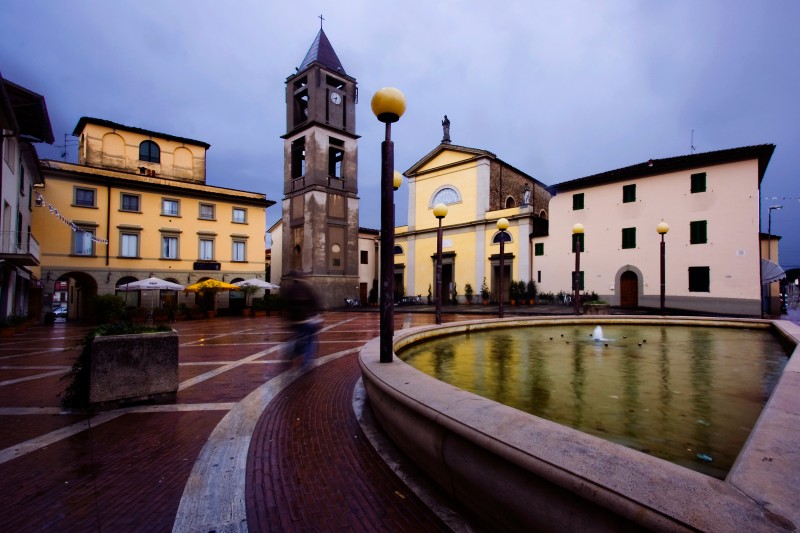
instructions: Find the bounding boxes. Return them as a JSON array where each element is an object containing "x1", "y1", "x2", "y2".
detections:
[
  {"x1": 0, "y1": 312, "x2": 463, "y2": 531},
  {"x1": 0, "y1": 411, "x2": 224, "y2": 531},
  {"x1": 0, "y1": 414, "x2": 87, "y2": 450},
  {"x1": 246, "y1": 352, "x2": 449, "y2": 531}
]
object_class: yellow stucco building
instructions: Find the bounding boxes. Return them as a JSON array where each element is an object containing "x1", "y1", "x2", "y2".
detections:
[
  {"x1": 34, "y1": 117, "x2": 274, "y2": 320},
  {"x1": 396, "y1": 140, "x2": 551, "y2": 304}
]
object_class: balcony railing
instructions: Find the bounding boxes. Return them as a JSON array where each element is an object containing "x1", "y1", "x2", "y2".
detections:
[{"x1": 0, "y1": 231, "x2": 40, "y2": 266}]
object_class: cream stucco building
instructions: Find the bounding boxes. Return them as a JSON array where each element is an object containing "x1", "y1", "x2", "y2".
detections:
[{"x1": 536, "y1": 145, "x2": 774, "y2": 316}]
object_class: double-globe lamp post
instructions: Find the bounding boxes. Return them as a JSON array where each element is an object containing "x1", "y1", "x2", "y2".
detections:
[
  {"x1": 657, "y1": 222, "x2": 669, "y2": 314},
  {"x1": 572, "y1": 223, "x2": 584, "y2": 315},
  {"x1": 372, "y1": 87, "x2": 406, "y2": 363},
  {"x1": 433, "y1": 203, "x2": 448, "y2": 324},
  {"x1": 497, "y1": 218, "x2": 509, "y2": 318}
]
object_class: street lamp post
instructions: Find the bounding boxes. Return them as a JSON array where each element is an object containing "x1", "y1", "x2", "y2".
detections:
[
  {"x1": 372, "y1": 87, "x2": 406, "y2": 363},
  {"x1": 497, "y1": 218, "x2": 509, "y2": 318},
  {"x1": 767, "y1": 205, "x2": 782, "y2": 261},
  {"x1": 433, "y1": 203, "x2": 448, "y2": 324},
  {"x1": 572, "y1": 223, "x2": 584, "y2": 315},
  {"x1": 657, "y1": 222, "x2": 669, "y2": 314}
]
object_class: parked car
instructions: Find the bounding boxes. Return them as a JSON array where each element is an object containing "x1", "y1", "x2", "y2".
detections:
[{"x1": 53, "y1": 307, "x2": 67, "y2": 318}]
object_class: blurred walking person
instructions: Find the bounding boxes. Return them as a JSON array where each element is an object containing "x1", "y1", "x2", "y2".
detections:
[{"x1": 282, "y1": 271, "x2": 323, "y2": 368}]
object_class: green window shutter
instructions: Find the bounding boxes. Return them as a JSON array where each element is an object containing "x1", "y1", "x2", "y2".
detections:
[
  {"x1": 534, "y1": 242, "x2": 544, "y2": 256},
  {"x1": 622, "y1": 184, "x2": 636, "y2": 203},
  {"x1": 688, "y1": 266, "x2": 710, "y2": 292},
  {"x1": 573, "y1": 193, "x2": 584, "y2": 210},
  {"x1": 691, "y1": 172, "x2": 706, "y2": 193},
  {"x1": 622, "y1": 227, "x2": 636, "y2": 249},
  {"x1": 690, "y1": 220, "x2": 708, "y2": 244}
]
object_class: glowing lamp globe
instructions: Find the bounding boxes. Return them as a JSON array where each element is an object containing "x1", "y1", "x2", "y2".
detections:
[{"x1": 371, "y1": 87, "x2": 406, "y2": 123}]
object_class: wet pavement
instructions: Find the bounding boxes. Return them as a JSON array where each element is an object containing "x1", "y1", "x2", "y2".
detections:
[{"x1": 1, "y1": 305, "x2": 797, "y2": 531}]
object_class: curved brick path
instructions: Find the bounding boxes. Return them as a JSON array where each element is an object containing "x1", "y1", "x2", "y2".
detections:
[{"x1": 246, "y1": 352, "x2": 448, "y2": 531}]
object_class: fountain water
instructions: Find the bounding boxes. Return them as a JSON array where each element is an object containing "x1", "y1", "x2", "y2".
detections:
[{"x1": 592, "y1": 325, "x2": 607, "y2": 341}]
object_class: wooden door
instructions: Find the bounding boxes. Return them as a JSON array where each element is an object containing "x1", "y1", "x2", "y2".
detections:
[{"x1": 620, "y1": 271, "x2": 638, "y2": 308}]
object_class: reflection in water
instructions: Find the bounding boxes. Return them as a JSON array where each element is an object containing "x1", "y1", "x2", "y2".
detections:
[
  {"x1": 399, "y1": 324, "x2": 789, "y2": 479},
  {"x1": 689, "y1": 329, "x2": 714, "y2": 461},
  {"x1": 570, "y1": 342, "x2": 584, "y2": 427}
]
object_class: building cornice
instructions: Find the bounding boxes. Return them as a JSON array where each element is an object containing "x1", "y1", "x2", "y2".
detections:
[{"x1": 41, "y1": 160, "x2": 274, "y2": 208}]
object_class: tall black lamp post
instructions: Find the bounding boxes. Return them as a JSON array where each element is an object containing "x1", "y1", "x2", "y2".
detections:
[
  {"x1": 572, "y1": 223, "x2": 584, "y2": 315},
  {"x1": 767, "y1": 205, "x2": 782, "y2": 261},
  {"x1": 657, "y1": 222, "x2": 669, "y2": 314},
  {"x1": 433, "y1": 203, "x2": 448, "y2": 324},
  {"x1": 497, "y1": 217, "x2": 509, "y2": 318},
  {"x1": 372, "y1": 87, "x2": 406, "y2": 363}
]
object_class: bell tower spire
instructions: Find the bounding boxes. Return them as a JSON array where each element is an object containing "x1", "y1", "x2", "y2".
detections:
[{"x1": 280, "y1": 25, "x2": 360, "y2": 308}]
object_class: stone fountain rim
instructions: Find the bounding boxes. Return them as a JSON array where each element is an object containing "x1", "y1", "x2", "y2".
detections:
[{"x1": 359, "y1": 315, "x2": 800, "y2": 532}]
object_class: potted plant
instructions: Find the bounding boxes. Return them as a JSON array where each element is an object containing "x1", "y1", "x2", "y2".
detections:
[
  {"x1": 238, "y1": 284, "x2": 261, "y2": 316},
  {"x1": 509, "y1": 280, "x2": 518, "y2": 306},
  {"x1": 480, "y1": 277, "x2": 490, "y2": 304},
  {"x1": 527, "y1": 280, "x2": 537, "y2": 305},
  {"x1": 464, "y1": 283, "x2": 474, "y2": 304},
  {"x1": 451, "y1": 282, "x2": 458, "y2": 305},
  {"x1": 427, "y1": 284, "x2": 432, "y2": 305}
]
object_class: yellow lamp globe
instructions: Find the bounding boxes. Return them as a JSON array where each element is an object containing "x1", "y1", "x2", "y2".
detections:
[
  {"x1": 393, "y1": 171, "x2": 403, "y2": 190},
  {"x1": 433, "y1": 203, "x2": 448, "y2": 219},
  {"x1": 497, "y1": 218, "x2": 509, "y2": 231},
  {"x1": 572, "y1": 223, "x2": 585, "y2": 234},
  {"x1": 371, "y1": 87, "x2": 406, "y2": 123},
  {"x1": 657, "y1": 222, "x2": 670, "y2": 235}
]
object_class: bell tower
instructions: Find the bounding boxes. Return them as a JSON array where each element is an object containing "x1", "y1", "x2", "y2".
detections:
[{"x1": 281, "y1": 27, "x2": 360, "y2": 308}]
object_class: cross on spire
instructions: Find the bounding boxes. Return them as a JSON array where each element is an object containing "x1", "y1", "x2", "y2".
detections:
[{"x1": 319, "y1": 14, "x2": 325, "y2": 29}]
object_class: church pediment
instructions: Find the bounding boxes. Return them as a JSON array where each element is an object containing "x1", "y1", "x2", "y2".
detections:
[{"x1": 405, "y1": 144, "x2": 496, "y2": 177}]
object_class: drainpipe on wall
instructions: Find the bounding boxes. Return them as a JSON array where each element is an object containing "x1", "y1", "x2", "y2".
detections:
[{"x1": 105, "y1": 178, "x2": 111, "y2": 267}]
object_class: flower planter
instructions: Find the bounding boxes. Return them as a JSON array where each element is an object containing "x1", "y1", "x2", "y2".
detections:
[
  {"x1": 89, "y1": 329, "x2": 178, "y2": 405},
  {"x1": 583, "y1": 303, "x2": 611, "y2": 315}
]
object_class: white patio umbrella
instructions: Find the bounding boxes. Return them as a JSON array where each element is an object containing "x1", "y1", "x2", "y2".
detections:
[
  {"x1": 233, "y1": 278, "x2": 279, "y2": 308},
  {"x1": 233, "y1": 278, "x2": 280, "y2": 290},
  {"x1": 117, "y1": 276, "x2": 185, "y2": 311},
  {"x1": 117, "y1": 277, "x2": 186, "y2": 291}
]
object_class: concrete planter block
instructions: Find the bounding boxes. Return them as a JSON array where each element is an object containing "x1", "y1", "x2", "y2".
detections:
[
  {"x1": 583, "y1": 304, "x2": 611, "y2": 315},
  {"x1": 89, "y1": 330, "x2": 178, "y2": 405}
]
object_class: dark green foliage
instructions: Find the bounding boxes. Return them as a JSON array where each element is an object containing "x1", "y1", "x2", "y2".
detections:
[
  {"x1": 92, "y1": 294, "x2": 127, "y2": 324},
  {"x1": 526, "y1": 280, "x2": 537, "y2": 300}
]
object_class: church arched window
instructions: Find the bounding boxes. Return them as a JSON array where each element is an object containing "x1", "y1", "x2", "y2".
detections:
[{"x1": 430, "y1": 186, "x2": 461, "y2": 207}]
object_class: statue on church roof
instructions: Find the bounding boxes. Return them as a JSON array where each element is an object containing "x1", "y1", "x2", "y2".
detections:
[
  {"x1": 442, "y1": 115, "x2": 451, "y2": 144},
  {"x1": 523, "y1": 184, "x2": 531, "y2": 206}
]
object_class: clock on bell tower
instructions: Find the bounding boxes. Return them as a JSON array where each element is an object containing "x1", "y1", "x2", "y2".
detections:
[{"x1": 280, "y1": 27, "x2": 360, "y2": 308}]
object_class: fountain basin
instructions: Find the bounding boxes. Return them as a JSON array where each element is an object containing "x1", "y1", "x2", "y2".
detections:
[{"x1": 358, "y1": 316, "x2": 800, "y2": 532}]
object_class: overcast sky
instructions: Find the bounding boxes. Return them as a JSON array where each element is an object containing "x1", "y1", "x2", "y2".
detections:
[{"x1": 3, "y1": 1, "x2": 799, "y2": 266}]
